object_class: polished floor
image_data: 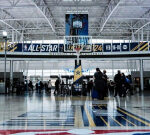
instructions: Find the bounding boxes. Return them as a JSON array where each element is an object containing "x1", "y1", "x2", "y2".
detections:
[{"x1": 0, "y1": 90, "x2": 150, "y2": 134}]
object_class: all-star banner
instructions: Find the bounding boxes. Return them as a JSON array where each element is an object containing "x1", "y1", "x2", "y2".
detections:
[
  {"x1": 74, "y1": 65, "x2": 83, "y2": 83},
  {"x1": 0, "y1": 42, "x2": 149, "y2": 53}
]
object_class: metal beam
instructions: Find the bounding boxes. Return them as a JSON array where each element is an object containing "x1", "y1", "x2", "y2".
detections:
[
  {"x1": 30, "y1": 0, "x2": 56, "y2": 33},
  {"x1": 0, "y1": 20, "x2": 21, "y2": 34},
  {"x1": 133, "y1": 9, "x2": 150, "y2": 34},
  {"x1": 0, "y1": 9, "x2": 22, "y2": 34},
  {"x1": 99, "y1": 0, "x2": 121, "y2": 33}
]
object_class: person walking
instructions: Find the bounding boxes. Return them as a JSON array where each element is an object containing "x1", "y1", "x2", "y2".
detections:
[{"x1": 114, "y1": 70, "x2": 122, "y2": 97}]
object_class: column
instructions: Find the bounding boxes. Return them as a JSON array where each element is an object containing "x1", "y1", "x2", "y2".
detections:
[
  {"x1": 10, "y1": 60, "x2": 13, "y2": 92},
  {"x1": 140, "y1": 59, "x2": 144, "y2": 91},
  {"x1": 12, "y1": 30, "x2": 14, "y2": 43},
  {"x1": 147, "y1": 31, "x2": 149, "y2": 41},
  {"x1": 141, "y1": 28, "x2": 143, "y2": 41}
]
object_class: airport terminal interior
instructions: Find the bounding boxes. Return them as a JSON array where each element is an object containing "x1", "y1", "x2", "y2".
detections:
[{"x1": 1, "y1": 0, "x2": 150, "y2": 134}]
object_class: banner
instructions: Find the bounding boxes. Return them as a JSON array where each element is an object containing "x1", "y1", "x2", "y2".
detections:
[
  {"x1": 74, "y1": 65, "x2": 82, "y2": 83},
  {"x1": 65, "y1": 14, "x2": 88, "y2": 36},
  {"x1": 0, "y1": 42, "x2": 150, "y2": 53},
  {"x1": 93, "y1": 44, "x2": 103, "y2": 52},
  {"x1": 138, "y1": 42, "x2": 148, "y2": 51},
  {"x1": 103, "y1": 43, "x2": 111, "y2": 52},
  {"x1": 121, "y1": 43, "x2": 129, "y2": 51},
  {"x1": 112, "y1": 43, "x2": 120, "y2": 52},
  {"x1": 59, "y1": 44, "x2": 64, "y2": 52},
  {"x1": 41, "y1": 44, "x2": 58, "y2": 52}
]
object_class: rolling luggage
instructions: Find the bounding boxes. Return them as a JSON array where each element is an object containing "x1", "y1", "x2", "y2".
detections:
[{"x1": 92, "y1": 88, "x2": 99, "y2": 99}]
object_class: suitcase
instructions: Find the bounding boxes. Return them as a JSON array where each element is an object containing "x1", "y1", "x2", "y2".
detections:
[{"x1": 92, "y1": 88, "x2": 99, "y2": 99}]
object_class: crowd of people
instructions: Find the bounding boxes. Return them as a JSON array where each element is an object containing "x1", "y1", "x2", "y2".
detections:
[
  {"x1": 10, "y1": 68, "x2": 133, "y2": 99},
  {"x1": 92, "y1": 68, "x2": 133, "y2": 100}
]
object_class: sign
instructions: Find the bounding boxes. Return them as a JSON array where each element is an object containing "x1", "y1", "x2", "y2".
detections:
[
  {"x1": 65, "y1": 14, "x2": 88, "y2": 36},
  {"x1": 74, "y1": 65, "x2": 82, "y2": 83},
  {"x1": 112, "y1": 43, "x2": 120, "y2": 52},
  {"x1": 0, "y1": 41, "x2": 150, "y2": 53},
  {"x1": 103, "y1": 43, "x2": 111, "y2": 52},
  {"x1": 93, "y1": 44, "x2": 103, "y2": 52},
  {"x1": 121, "y1": 43, "x2": 129, "y2": 51}
]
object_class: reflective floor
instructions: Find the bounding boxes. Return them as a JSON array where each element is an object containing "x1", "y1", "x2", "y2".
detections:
[{"x1": 0, "y1": 90, "x2": 150, "y2": 134}]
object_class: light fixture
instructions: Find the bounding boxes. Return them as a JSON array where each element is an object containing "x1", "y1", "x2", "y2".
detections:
[{"x1": 3, "y1": 31, "x2": 7, "y2": 38}]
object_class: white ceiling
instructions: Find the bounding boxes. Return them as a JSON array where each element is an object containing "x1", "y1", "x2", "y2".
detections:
[{"x1": 0, "y1": 0, "x2": 150, "y2": 41}]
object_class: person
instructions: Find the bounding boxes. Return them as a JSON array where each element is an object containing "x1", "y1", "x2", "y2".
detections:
[
  {"x1": 103, "y1": 70, "x2": 108, "y2": 97},
  {"x1": 47, "y1": 80, "x2": 52, "y2": 93},
  {"x1": 93, "y1": 68, "x2": 105, "y2": 100},
  {"x1": 114, "y1": 70, "x2": 122, "y2": 97},
  {"x1": 37, "y1": 80, "x2": 40, "y2": 92},
  {"x1": 54, "y1": 78, "x2": 60, "y2": 95},
  {"x1": 121, "y1": 73, "x2": 127, "y2": 97},
  {"x1": 108, "y1": 80, "x2": 115, "y2": 96},
  {"x1": 82, "y1": 81, "x2": 86, "y2": 96},
  {"x1": 126, "y1": 75, "x2": 133, "y2": 95},
  {"x1": 61, "y1": 80, "x2": 64, "y2": 95},
  {"x1": 28, "y1": 80, "x2": 33, "y2": 91},
  {"x1": 87, "y1": 80, "x2": 93, "y2": 95}
]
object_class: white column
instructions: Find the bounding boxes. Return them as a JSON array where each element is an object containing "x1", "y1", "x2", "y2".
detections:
[
  {"x1": 138, "y1": 31, "x2": 140, "y2": 42},
  {"x1": 131, "y1": 30, "x2": 135, "y2": 42},
  {"x1": 112, "y1": 60, "x2": 114, "y2": 79},
  {"x1": 12, "y1": 30, "x2": 14, "y2": 43},
  {"x1": 140, "y1": 59, "x2": 144, "y2": 91},
  {"x1": 15, "y1": 32, "x2": 18, "y2": 43},
  {"x1": 141, "y1": 28, "x2": 143, "y2": 41},
  {"x1": 147, "y1": 31, "x2": 149, "y2": 41}
]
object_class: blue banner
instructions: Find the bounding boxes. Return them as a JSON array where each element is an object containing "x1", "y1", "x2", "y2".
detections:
[
  {"x1": 3, "y1": 42, "x2": 150, "y2": 53},
  {"x1": 65, "y1": 14, "x2": 88, "y2": 36},
  {"x1": 93, "y1": 44, "x2": 103, "y2": 52},
  {"x1": 41, "y1": 44, "x2": 58, "y2": 52},
  {"x1": 13, "y1": 43, "x2": 23, "y2": 52},
  {"x1": 121, "y1": 43, "x2": 129, "y2": 51},
  {"x1": 112, "y1": 43, "x2": 120, "y2": 52},
  {"x1": 59, "y1": 44, "x2": 64, "y2": 52},
  {"x1": 130, "y1": 42, "x2": 139, "y2": 51},
  {"x1": 103, "y1": 43, "x2": 111, "y2": 52},
  {"x1": 23, "y1": 44, "x2": 32, "y2": 52}
]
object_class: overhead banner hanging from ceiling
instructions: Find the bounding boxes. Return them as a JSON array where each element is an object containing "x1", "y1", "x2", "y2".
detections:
[
  {"x1": 65, "y1": 14, "x2": 88, "y2": 36},
  {"x1": 0, "y1": 42, "x2": 149, "y2": 53}
]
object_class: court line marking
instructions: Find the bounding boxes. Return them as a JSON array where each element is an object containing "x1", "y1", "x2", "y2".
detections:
[
  {"x1": 121, "y1": 116, "x2": 137, "y2": 126},
  {"x1": 117, "y1": 108, "x2": 150, "y2": 126},
  {"x1": 109, "y1": 116, "x2": 123, "y2": 127},
  {"x1": 100, "y1": 116, "x2": 110, "y2": 127},
  {"x1": 84, "y1": 106, "x2": 96, "y2": 127}
]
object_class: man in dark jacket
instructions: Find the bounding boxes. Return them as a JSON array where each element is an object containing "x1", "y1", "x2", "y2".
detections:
[
  {"x1": 103, "y1": 70, "x2": 108, "y2": 97},
  {"x1": 94, "y1": 68, "x2": 105, "y2": 100},
  {"x1": 114, "y1": 70, "x2": 122, "y2": 97},
  {"x1": 54, "y1": 78, "x2": 60, "y2": 95}
]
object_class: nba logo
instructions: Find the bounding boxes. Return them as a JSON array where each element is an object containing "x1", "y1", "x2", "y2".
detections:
[{"x1": 24, "y1": 44, "x2": 28, "y2": 51}]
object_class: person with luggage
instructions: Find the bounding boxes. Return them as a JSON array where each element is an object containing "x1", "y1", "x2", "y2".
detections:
[{"x1": 114, "y1": 70, "x2": 122, "y2": 97}]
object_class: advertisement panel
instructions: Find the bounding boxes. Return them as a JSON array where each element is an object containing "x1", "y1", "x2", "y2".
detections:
[
  {"x1": 121, "y1": 43, "x2": 129, "y2": 52},
  {"x1": 112, "y1": 43, "x2": 120, "y2": 52},
  {"x1": 93, "y1": 44, "x2": 103, "y2": 52},
  {"x1": 103, "y1": 43, "x2": 111, "y2": 52},
  {"x1": 65, "y1": 14, "x2": 88, "y2": 36}
]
